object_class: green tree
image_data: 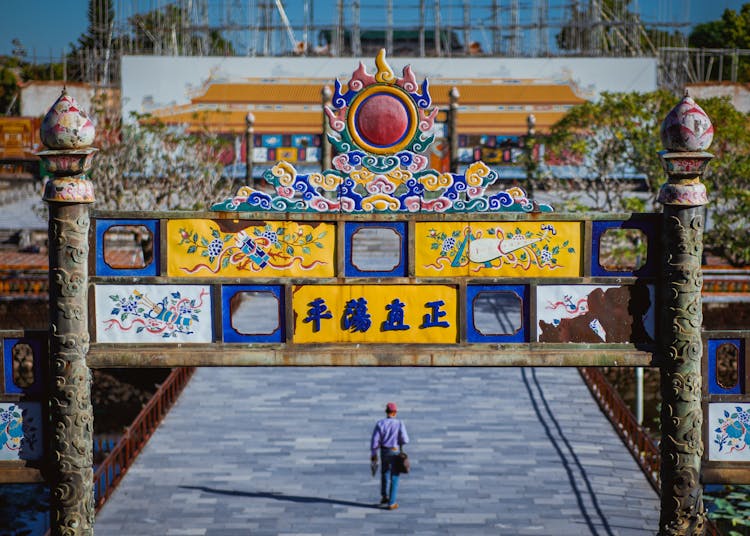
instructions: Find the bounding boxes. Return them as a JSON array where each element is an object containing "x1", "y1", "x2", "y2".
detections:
[
  {"x1": 67, "y1": 0, "x2": 118, "y2": 84},
  {"x1": 698, "y1": 97, "x2": 750, "y2": 265},
  {"x1": 544, "y1": 90, "x2": 674, "y2": 212},
  {"x1": 0, "y1": 62, "x2": 20, "y2": 115},
  {"x1": 545, "y1": 91, "x2": 750, "y2": 265},
  {"x1": 0, "y1": 46, "x2": 65, "y2": 114},
  {"x1": 78, "y1": 0, "x2": 116, "y2": 51},
  {"x1": 690, "y1": 4, "x2": 750, "y2": 49},
  {"x1": 689, "y1": 3, "x2": 750, "y2": 81},
  {"x1": 89, "y1": 97, "x2": 229, "y2": 211}
]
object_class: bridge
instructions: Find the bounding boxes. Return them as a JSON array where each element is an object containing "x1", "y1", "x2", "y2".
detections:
[{"x1": 94, "y1": 367, "x2": 660, "y2": 535}]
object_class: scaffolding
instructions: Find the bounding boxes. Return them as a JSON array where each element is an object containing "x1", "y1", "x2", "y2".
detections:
[
  {"x1": 117, "y1": 0, "x2": 688, "y2": 56},
  {"x1": 659, "y1": 47, "x2": 750, "y2": 91},
  {"x1": 69, "y1": 0, "x2": 690, "y2": 85}
]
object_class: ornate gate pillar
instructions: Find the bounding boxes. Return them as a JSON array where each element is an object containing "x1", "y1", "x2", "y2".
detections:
[
  {"x1": 657, "y1": 92, "x2": 714, "y2": 535},
  {"x1": 38, "y1": 90, "x2": 97, "y2": 535}
]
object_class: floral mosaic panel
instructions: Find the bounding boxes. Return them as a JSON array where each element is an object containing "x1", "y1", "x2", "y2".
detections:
[
  {"x1": 0, "y1": 402, "x2": 42, "y2": 461},
  {"x1": 167, "y1": 219, "x2": 334, "y2": 278},
  {"x1": 708, "y1": 403, "x2": 750, "y2": 462},
  {"x1": 95, "y1": 284, "x2": 213, "y2": 343},
  {"x1": 415, "y1": 222, "x2": 581, "y2": 278}
]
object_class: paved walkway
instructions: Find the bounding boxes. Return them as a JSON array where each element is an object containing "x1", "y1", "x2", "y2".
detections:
[{"x1": 95, "y1": 367, "x2": 659, "y2": 535}]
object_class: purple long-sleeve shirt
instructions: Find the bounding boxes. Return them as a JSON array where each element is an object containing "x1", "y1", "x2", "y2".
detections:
[{"x1": 371, "y1": 417, "x2": 409, "y2": 456}]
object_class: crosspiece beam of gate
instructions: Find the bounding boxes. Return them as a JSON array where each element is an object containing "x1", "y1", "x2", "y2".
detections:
[
  {"x1": 86, "y1": 344, "x2": 657, "y2": 368},
  {"x1": 88, "y1": 212, "x2": 661, "y2": 367}
]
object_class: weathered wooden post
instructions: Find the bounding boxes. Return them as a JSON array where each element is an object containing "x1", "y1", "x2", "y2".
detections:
[
  {"x1": 38, "y1": 90, "x2": 97, "y2": 535},
  {"x1": 658, "y1": 91, "x2": 714, "y2": 535},
  {"x1": 448, "y1": 86, "x2": 459, "y2": 174},
  {"x1": 245, "y1": 112, "x2": 255, "y2": 187}
]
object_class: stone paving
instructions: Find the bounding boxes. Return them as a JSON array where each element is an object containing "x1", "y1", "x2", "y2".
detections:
[{"x1": 95, "y1": 367, "x2": 659, "y2": 535}]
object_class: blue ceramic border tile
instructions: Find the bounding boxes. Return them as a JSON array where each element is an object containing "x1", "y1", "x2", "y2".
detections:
[
  {"x1": 591, "y1": 218, "x2": 657, "y2": 277},
  {"x1": 95, "y1": 219, "x2": 160, "y2": 277},
  {"x1": 261, "y1": 134, "x2": 283, "y2": 148},
  {"x1": 222, "y1": 285, "x2": 284, "y2": 343},
  {"x1": 291, "y1": 134, "x2": 317, "y2": 148},
  {"x1": 3, "y1": 338, "x2": 42, "y2": 395},
  {"x1": 466, "y1": 285, "x2": 527, "y2": 343},
  {"x1": 345, "y1": 222, "x2": 408, "y2": 277},
  {"x1": 707, "y1": 338, "x2": 744, "y2": 395}
]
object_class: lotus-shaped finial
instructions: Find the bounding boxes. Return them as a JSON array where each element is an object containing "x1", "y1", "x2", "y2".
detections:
[
  {"x1": 660, "y1": 90, "x2": 713, "y2": 152},
  {"x1": 40, "y1": 89, "x2": 95, "y2": 150}
]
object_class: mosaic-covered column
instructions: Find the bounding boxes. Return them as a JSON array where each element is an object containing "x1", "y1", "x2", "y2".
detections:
[
  {"x1": 658, "y1": 91, "x2": 714, "y2": 536},
  {"x1": 245, "y1": 112, "x2": 255, "y2": 186},
  {"x1": 321, "y1": 85, "x2": 333, "y2": 171},
  {"x1": 38, "y1": 90, "x2": 97, "y2": 535},
  {"x1": 448, "y1": 87, "x2": 459, "y2": 174}
]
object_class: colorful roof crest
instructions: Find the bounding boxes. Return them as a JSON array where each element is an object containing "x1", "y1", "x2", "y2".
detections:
[
  {"x1": 326, "y1": 49, "x2": 437, "y2": 156},
  {"x1": 212, "y1": 50, "x2": 552, "y2": 214}
]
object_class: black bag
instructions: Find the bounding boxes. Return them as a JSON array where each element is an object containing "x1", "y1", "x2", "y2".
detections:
[{"x1": 397, "y1": 452, "x2": 410, "y2": 474}]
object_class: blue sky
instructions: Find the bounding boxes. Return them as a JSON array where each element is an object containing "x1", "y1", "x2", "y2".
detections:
[{"x1": 0, "y1": 0, "x2": 747, "y2": 60}]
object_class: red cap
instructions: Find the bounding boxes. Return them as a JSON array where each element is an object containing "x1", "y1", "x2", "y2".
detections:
[{"x1": 386, "y1": 402, "x2": 398, "y2": 413}]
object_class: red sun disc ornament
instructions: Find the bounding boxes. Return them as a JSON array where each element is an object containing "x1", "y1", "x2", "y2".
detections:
[
  {"x1": 347, "y1": 85, "x2": 419, "y2": 155},
  {"x1": 356, "y1": 94, "x2": 409, "y2": 147}
]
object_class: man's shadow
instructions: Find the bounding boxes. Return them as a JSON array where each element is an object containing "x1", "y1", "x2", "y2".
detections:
[{"x1": 180, "y1": 485, "x2": 381, "y2": 509}]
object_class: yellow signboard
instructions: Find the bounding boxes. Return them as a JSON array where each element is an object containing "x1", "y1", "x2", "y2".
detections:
[
  {"x1": 415, "y1": 221, "x2": 581, "y2": 278},
  {"x1": 292, "y1": 285, "x2": 457, "y2": 343},
  {"x1": 167, "y1": 219, "x2": 335, "y2": 278}
]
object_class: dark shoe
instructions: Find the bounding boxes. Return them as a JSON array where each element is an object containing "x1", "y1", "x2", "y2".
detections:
[
  {"x1": 379, "y1": 497, "x2": 389, "y2": 506},
  {"x1": 388, "y1": 503, "x2": 399, "y2": 510}
]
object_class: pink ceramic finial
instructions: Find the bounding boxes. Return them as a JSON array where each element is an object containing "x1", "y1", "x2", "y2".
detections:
[
  {"x1": 40, "y1": 89, "x2": 95, "y2": 150},
  {"x1": 660, "y1": 90, "x2": 713, "y2": 152}
]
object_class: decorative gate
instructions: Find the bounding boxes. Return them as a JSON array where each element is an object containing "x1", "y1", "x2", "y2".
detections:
[{"x1": 1, "y1": 51, "x2": 745, "y2": 535}]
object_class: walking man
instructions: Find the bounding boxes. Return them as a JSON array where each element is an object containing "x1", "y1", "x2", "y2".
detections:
[{"x1": 370, "y1": 402, "x2": 409, "y2": 509}]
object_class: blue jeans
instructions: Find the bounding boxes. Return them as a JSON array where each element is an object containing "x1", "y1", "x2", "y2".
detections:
[{"x1": 380, "y1": 448, "x2": 401, "y2": 506}]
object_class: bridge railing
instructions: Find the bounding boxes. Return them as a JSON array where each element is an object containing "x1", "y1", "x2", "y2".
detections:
[
  {"x1": 579, "y1": 365, "x2": 725, "y2": 536},
  {"x1": 579, "y1": 367, "x2": 660, "y2": 490},
  {"x1": 93, "y1": 366, "x2": 195, "y2": 511}
]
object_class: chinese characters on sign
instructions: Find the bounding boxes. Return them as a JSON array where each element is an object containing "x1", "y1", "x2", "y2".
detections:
[{"x1": 293, "y1": 285, "x2": 457, "y2": 343}]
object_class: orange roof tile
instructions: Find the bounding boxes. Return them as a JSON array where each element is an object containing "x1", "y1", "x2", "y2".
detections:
[
  {"x1": 190, "y1": 81, "x2": 585, "y2": 107},
  {"x1": 148, "y1": 107, "x2": 323, "y2": 134},
  {"x1": 456, "y1": 111, "x2": 570, "y2": 134},
  {"x1": 148, "y1": 104, "x2": 567, "y2": 135},
  {"x1": 430, "y1": 84, "x2": 585, "y2": 106},
  {"x1": 0, "y1": 250, "x2": 47, "y2": 271},
  {"x1": 195, "y1": 83, "x2": 323, "y2": 104},
  {"x1": 149, "y1": 79, "x2": 583, "y2": 136}
]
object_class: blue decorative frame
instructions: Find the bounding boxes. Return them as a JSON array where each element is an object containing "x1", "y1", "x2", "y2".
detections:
[
  {"x1": 345, "y1": 222, "x2": 408, "y2": 277},
  {"x1": 707, "y1": 338, "x2": 744, "y2": 395},
  {"x1": 591, "y1": 219, "x2": 657, "y2": 277},
  {"x1": 95, "y1": 219, "x2": 160, "y2": 277},
  {"x1": 3, "y1": 337, "x2": 42, "y2": 395},
  {"x1": 221, "y1": 285, "x2": 285, "y2": 343},
  {"x1": 466, "y1": 285, "x2": 528, "y2": 343}
]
